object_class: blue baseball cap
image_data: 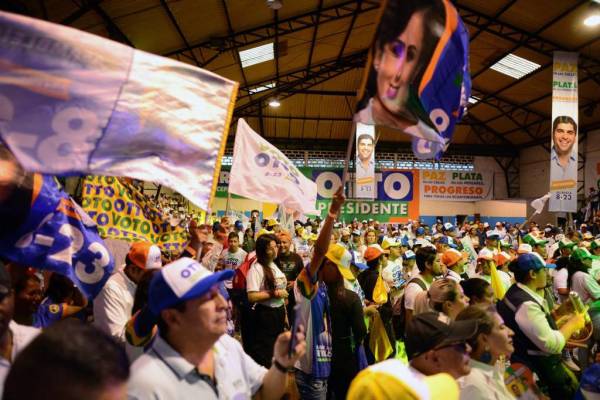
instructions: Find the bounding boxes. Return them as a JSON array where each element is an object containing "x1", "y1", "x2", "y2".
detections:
[
  {"x1": 149, "y1": 258, "x2": 234, "y2": 315},
  {"x1": 416, "y1": 227, "x2": 425, "y2": 235},
  {"x1": 403, "y1": 250, "x2": 416, "y2": 260},
  {"x1": 234, "y1": 220, "x2": 243, "y2": 230},
  {"x1": 350, "y1": 250, "x2": 368, "y2": 271},
  {"x1": 438, "y1": 236, "x2": 458, "y2": 249},
  {"x1": 514, "y1": 253, "x2": 556, "y2": 272}
]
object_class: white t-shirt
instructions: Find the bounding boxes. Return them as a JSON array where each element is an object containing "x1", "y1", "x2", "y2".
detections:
[
  {"x1": 246, "y1": 261, "x2": 287, "y2": 308},
  {"x1": 553, "y1": 268, "x2": 568, "y2": 302},
  {"x1": 0, "y1": 321, "x2": 39, "y2": 394},
  {"x1": 219, "y1": 247, "x2": 247, "y2": 289},
  {"x1": 404, "y1": 274, "x2": 430, "y2": 311},
  {"x1": 571, "y1": 271, "x2": 592, "y2": 303}
]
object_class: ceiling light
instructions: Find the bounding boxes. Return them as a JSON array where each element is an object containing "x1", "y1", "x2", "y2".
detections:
[
  {"x1": 490, "y1": 53, "x2": 541, "y2": 79},
  {"x1": 268, "y1": 99, "x2": 281, "y2": 108},
  {"x1": 468, "y1": 96, "x2": 480, "y2": 104},
  {"x1": 584, "y1": 15, "x2": 600, "y2": 27},
  {"x1": 266, "y1": 0, "x2": 283, "y2": 9},
  {"x1": 249, "y1": 82, "x2": 276, "y2": 94},
  {"x1": 239, "y1": 43, "x2": 274, "y2": 68}
]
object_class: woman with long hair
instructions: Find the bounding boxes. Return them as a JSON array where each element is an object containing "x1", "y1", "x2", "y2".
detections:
[
  {"x1": 326, "y1": 244, "x2": 367, "y2": 400},
  {"x1": 426, "y1": 278, "x2": 469, "y2": 320},
  {"x1": 456, "y1": 306, "x2": 515, "y2": 399},
  {"x1": 246, "y1": 233, "x2": 288, "y2": 367}
]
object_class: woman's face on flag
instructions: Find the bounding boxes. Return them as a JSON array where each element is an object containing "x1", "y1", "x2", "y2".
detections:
[{"x1": 374, "y1": 10, "x2": 425, "y2": 115}]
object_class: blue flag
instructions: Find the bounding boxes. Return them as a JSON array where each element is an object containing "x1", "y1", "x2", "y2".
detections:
[
  {"x1": 412, "y1": 1, "x2": 471, "y2": 160},
  {"x1": 0, "y1": 174, "x2": 114, "y2": 298}
]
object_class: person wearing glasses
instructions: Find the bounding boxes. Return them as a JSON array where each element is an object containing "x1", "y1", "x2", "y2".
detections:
[{"x1": 404, "y1": 311, "x2": 478, "y2": 379}]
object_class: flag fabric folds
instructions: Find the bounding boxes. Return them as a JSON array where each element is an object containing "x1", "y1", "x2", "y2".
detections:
[
  {"x1": 0, "y1": 174, "x2": 114, "y2": 298},
  {"x1": 229, "y1": 119, "x2": 318, "y2": 215},
  {"x1": 0, "y1": 11, "x2": 238, "y2": 210}
]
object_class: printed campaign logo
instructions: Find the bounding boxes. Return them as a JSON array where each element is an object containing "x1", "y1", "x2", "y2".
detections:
[
  {"x1": 254, "y1": 144, "x2": 303, "y2": 192},
  {"x1": 0, "y1": 175, "x2": 114, "y2": 298}
]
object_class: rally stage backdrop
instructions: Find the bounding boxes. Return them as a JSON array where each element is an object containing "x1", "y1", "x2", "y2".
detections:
[{"x1": 212, "y1": 167, "x2": 526, "y2": 225}]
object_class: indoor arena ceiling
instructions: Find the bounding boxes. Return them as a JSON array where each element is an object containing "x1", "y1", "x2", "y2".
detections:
[{"x1": 3, "y1": 0, "x2": 600, "y2": 157}]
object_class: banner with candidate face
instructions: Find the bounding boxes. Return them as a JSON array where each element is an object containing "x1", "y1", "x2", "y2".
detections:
[
  {"x1": 549, "y1": 52, "x2": 578, "y2": 212},
  {"x1": 354, "y1": 0, "x2": 470, "y2": 160},
  {"x1": 355, "y1": 123, "x2": 376, "y2": 199}
]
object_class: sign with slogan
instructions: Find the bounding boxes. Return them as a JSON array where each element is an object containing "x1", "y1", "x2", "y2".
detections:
[
  {"x1": 216, "y1": 166, "x2": 420, "y2": 223},
  {"x1": 313, "y1": 169, "x2": 420, "y2": 223},
  {"x1": 81, "y1": 176, "x2": 189, "y2": 254},
  {"x1": 420, "y1": 170, "x2": 493, "y2": 201},
  {"x1": 549, "y1": 52, "x2": 578, "y2": 212}
]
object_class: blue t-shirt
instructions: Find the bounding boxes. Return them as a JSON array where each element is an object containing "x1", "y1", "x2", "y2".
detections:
[{"x1": 33, "y1": 297, "x2": 63, "y2": 328}]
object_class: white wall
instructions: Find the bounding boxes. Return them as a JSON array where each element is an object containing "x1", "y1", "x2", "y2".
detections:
[{"x1": 474, "y1": 156, "x2": 508, "y2": 199}]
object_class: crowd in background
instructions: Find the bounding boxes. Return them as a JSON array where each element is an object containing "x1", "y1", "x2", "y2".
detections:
[{"x1": 3, "y1": 177, "x2": 600, "y2": 399}]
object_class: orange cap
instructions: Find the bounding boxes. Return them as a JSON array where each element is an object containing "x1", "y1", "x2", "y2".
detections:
[
  {"x1": 441, "y1": 249, "x2": 463, "y2": 267},
  {"x1": 128, "y1": 242, "x2": 162, "y2": 270}
]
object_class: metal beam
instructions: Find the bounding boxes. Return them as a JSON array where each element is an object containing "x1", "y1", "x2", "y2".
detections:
[
  {"x1": 458, "y1": 1, "x2": 600, "y2": 80},
  {"x1": 337, "y1": 0, "x2": 362, "y2": 61},
  {"x1": 467, "y1": 0, "x2": 518, "y2": 43},
  {"x1": 159, "y1": 0, "x2": 200, "y2": 67},
  {"x1": 61, "y1": 0, "x2": 102, "y2": 25},
  {"x1": 236, "y1": 115, "x2": 353, "y2": 121},
  {"x1": 220, "y1": 0, "x2": 251, "y2": 99},
  {"x1": 162, "y1": 0, "x2": 380, "y2": 58},
  {"x1": 90, "y1": 3, "x2": 134, "y2": 47},
  {"x1": 306, "y1": 0, "x2": 324, "y2": 74},
  {"x1": 234, "y1": 50, "x2": 368, "y2": 116},
  {"x1": 223, "y1": 137, "x2": 518, "y2": 157}
]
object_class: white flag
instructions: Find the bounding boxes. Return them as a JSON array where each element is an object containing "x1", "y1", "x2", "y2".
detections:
[
  {"x1": 229, "y1": 119, "x2": 317, "y2": 215},
  {"x1": 0, "y1": 11, "x2": 237, "y2": 211},
  {"x1": 531, "y1": 193, "x2": 551, "y2": 215}
]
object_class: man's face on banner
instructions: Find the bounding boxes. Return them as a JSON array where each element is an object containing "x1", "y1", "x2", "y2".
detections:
[
  {"x1": 373, "y1": 10, "x2": 425, "y2": 116},
  {"x1": 358, "y1": 137, "x2": 374, "y2": 162},
  {"x1": 553, "y1": 122, "x2": 576, "y2": 156}
]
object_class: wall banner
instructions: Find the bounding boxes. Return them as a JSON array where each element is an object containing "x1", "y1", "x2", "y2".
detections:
[
  {"x1": 313, "y1": 169, "x2": 419, "y2": 223},
  {"x1": 420, "y1": 170, "x2": 493, "y2": 201},
  {"x1": 81, "y1": 176, "x2": 188, "y2": 254},
  {"x1": 355, "y1": 123, "x2": 376, "y2": 199},
  {"x1": 549, "y1": 52, "x2": 578, "y2": 212}
]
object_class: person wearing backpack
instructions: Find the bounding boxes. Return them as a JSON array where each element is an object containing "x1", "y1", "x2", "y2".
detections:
[{"x1": 402, "y1": 246, "x2": 444, "y2": 329}]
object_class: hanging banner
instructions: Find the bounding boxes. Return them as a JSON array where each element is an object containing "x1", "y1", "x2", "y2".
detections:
[
  {"x1": 0, "y1": 11, "x2": 237, "y2": 211},
  {"x1": 420, "y1": 170, "x2": 493, "y2": 201},
  {"x1": 353, "y1": 0, "x2": 470, "y2": 160},
  {"x1": 229, "y1": 119, "x2": 318, "y2": 215},
  {"x1": 355, "y1": 123, "x2": 376, "y2": 199},
  {"x1": 314, "y1": 169, "x2": 419, "y2": 223},
  {"x1": 81, "y1": 176, "x2": 188, "y2": 254},
  {"x1": 549, "y1": 52, "x2": 578, "y2": 212}
]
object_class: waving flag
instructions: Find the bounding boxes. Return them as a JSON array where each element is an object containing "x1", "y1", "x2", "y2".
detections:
[
  {"x1": 0, "y1": 11, "x2": 238, "y2": 210},
  {"x1": 0, "y1": 174, "x2": 114, "y2": 298},
  {"x1": 229, "y1": 119, "x2": 318, "y2": 215},
  {"x1": 354, "y1": 0, "x2": 469, "y2": 160}
]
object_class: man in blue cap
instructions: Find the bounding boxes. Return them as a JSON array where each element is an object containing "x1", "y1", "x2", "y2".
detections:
[
  {"x1": 497, "y1": 253, "x2": 585, "y2": 399},
  {"x1": 128, "y1": 258, "x2": 306, "y2": 399}
]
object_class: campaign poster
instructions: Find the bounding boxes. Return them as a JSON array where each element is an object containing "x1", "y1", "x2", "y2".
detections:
[
  {"x1": 355, "y1": 123, "x2": 376, "y2": 199},
  {"x1": 549, "y1": 52, "x2": 578, "y2": 212}
]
